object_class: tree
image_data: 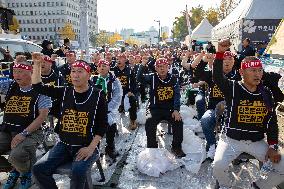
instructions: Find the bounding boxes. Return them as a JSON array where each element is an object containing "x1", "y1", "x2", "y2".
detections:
[
  {"x1": 58, "y1": 22, "x2": 76, "y2": 40},
  {"x1": 125, "y1": 37, "x2": 140, "y2": 46},
  {"x1": 108, "y1": 33, "x2": 122, "y2": 46},
  {"x1": 90, "y1": 30, "x2": 110, "y2": 47},
  {"x1": 8, "y1": 16, "x2": 20, "y2": 33},
  {"x1": 173, "y1": 6, "x2": 205, "y2": 42},
  {"x1": 161, "y1": 32, "x2": 168, "y2": 41},
  {"x1": 218, "y1": 0, "x2": 240, "y2": 20},
  {"x1": 206, "y1": 8, "x2": 219, "y2": 26}
]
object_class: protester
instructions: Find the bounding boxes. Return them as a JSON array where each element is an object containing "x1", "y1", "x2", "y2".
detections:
[
  {"x1": 0, "y1": 55, "x2": 51, "y2": 189},
  {"x1": 137, "y1": 57, "x2": 185, "y2": 158},
  {"x1": 41, "y1": 40, "x2": 54, "y2": 57},
  {"x1": 92, "y1": 59, "x2": 122, "y2": 159},
  {"x1": 212, "y1": 39, "x2": 284, "y2": 189},
  {"x1": 58, "y1": 51, "x2": 76, "y2": 86},
  {"x1": 31, "y1": 53, "x2": 107, "y2": 189},
  {"x1": 113, "y1": 53, "x2": 138, "y2": 130}
]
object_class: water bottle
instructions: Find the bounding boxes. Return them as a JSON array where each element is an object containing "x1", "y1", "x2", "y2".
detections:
[{"x1": 260, "y1": 159, "x2": 273, "y2": 180}]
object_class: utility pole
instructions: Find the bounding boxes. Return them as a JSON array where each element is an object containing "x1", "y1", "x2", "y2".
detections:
[
  {"x1": 79, "y1": 0, "x2": 90, "y2": 62},
  {"x1": 154, "y1": 20, "x2": 160, "y2": 49}
]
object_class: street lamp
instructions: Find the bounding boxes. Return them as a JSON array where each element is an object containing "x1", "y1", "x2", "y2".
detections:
[{"x1": 154, "y1": 20, "x2": 160, "y2": 48}]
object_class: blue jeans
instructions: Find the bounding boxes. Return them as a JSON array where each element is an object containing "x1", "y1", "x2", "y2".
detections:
[
  {"x1": 200, "y1": 109, "x2": 216, "y2": 147},
  {"x1": 32, "y1": 142, "x2": 99, "y2": 189},
  {"x1": 195, "y1": 91, "x2": 206, "y2": 120}
]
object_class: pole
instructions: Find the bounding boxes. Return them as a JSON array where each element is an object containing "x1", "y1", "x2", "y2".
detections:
[
  {"x1": 154, "y1": 20, "x2": 160, "y2": 49},
  {"x1": 185, "y1": 5, "x2": 192, "y2": 49},
  {"x1": 79, "y1": 0, "x2": 90, "y2": 62}
]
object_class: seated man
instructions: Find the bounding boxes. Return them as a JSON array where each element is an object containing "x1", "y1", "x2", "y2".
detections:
[
  {"x1": 92, "y1": 59, "x2": 122, "y2": 159},
  {"x1": 212, "y1": 39, "x2": 284, "y2": 189},
  {"x1": 137, "y1": 56, "x2": 185, "y2": 158},
  {"x1": 0, "y1": 55, "x2": 51, "y2": 189},
  {"x1": 31, "y1": 53, "x2": 107, "y2": 189}
]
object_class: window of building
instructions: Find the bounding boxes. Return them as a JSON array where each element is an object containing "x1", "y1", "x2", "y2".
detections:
[
  {"x1": 47, "y1": 2, "x2": 50, "y2": 6},
  {"x1": 43, "y1": 2, "x2": 45, "y2": 6},
  {"x1": 7, "y1": 3, "x2": 10, "y2": 7},
  {"x1": 16, "y1": 3, "x2": 19, "y2": 7},
  {"x1": 49, "y1": 27, "x2": 53, "y2": 32},
  {"x1": 32, "y1": 28, "x2": 35, "y2": 32},
  {"x1": 36, "y1": 28, "x2": 39, "y2": 32},
  {"x1": 25, "y1": 3, "x2": 28, "y2": 7},
  {"x1": 49, "y1": 19, "x2": 52, "y2": 24},
  {"x1": 45, "y1": 28, "x2": 47, "y2": 32},
  {"x1": 29, "y1": 3, "x2": 32, "y2": 7},
  {"x1": 35, "y1": 19, "x2": 38, "y2": 24},
  {"x1": 42, "y1": 36, "x2": 45, "y2": 40},
  {"x1": 37, "y1": 36, "x2": 40, "y2": 40},
  {"x1": 22, "y1": 20, "x2": 25, "y2": 24},
  {"x1": 27, "y1": 20, "x2": 30, "y2": 24},
  {"x1": 61, "y1": 2, "x2": 64, "y2": 6},
  {"x1": 23, "y1": 28, "x2": 26, "y2": 32},
  {"x1": 26, "y1": 11, "x2": 29, "y2": 15},
  {"x1": 51, "y1": 2, "x2": 54, "y2": 6},
  {"x1": 31, "y1": 19, "x2": 34, "y2": 24},
  {"x1": 38, "y1": 2, "x2": 41, "y2": 6},
  {"x1": 28, "y1": 28, "x2": 31, "y2": 32}
]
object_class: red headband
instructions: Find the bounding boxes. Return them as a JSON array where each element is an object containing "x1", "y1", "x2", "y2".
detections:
[
  {"x1": 98, "y1": 59, "x2": 110, "y2": 66},
  {"x1": 223, "y1": 51, "x2": 234, "y2": 59},
  {"x1": 72, "y1": 61, "x2": 91, "y2": 73},
  {"x1": 155, "y1": 58, "x2": 169, "y2": 66},
  {"x1": 241, "y1": 59, "x2": 263, "y2": 70},
  {"x1": 13, "y1": 63, "x2": 33, "y2": 71},
  {"x1": 43, "y1": 56, "x2": 53, "y2": 64}
]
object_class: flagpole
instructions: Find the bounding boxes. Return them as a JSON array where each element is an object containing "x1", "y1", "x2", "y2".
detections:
[{"x1": 185, "y1": 4, "x2": 192, "y2": 49}]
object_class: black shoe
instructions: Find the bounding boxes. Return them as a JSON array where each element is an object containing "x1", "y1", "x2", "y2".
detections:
[
  {"x1": 105, "y1": 146, "x2": 119, "y2": 159},
  {"x1": 251, "y1": 182, "x2": 260, "y2": 189},
  {"x1": 171, "y1": 147, "x2": 186, "y2": 158}
]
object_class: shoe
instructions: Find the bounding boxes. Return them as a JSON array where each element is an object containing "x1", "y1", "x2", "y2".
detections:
[
  {"x1": 129, "y1": 120, "x2": 137, "y2": 130},
  {"x1": 105, "y1": 146, "x2": 119, "y2": 159},
  {"x1": 2, "y1": 170, "x2": 20, "y2": 189},
  {"x1": 251, "y1": 182, "x2": 260, "y2": 189},
  {"x1": 19, "y1": 172, "x2": 32, "y2": 189},
  {"x1": 171, "y1": 147, "x2": 186, "y2": 158},
  {"x1": 207, "y1": 145, "x2": 216, "y2": 160}
]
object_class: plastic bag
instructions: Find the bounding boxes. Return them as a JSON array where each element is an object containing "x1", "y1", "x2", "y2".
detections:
[
  {"x1": 183, "y1": 117, "x2": 202, "y2": 132},
  {"x1": 181, "y1": 128, "x2": 206, "y2": 173},
  {"x1": 137, "y1": 148, "x2": 181, "y2": 177},
  {"x1": 124, "y1": 95, "x2": 130, "y2": 111},
  {"x1": 180, "y1": 105, "x2": 197, "y2": 119},
  {"x1": 137, "y1": 108, "x2": 146, "y2": 125}
]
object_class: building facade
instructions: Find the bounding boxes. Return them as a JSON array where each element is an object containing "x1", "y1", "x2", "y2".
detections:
[{"x1": 6, "y1": 0, "x2": 98, "y2": 43}]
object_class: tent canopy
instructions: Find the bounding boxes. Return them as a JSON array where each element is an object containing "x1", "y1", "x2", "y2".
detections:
[
  {"x1": 214, "y1": 0, "x2": 284, "y2": 31},
  {"x1": 191, "y1": 18, "x2": 213, "y2": 41}
]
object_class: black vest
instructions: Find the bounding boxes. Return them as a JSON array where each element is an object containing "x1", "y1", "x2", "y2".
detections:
[
  {"x1": 151, "y1": 73, "x2": 177, "y2": 110},
  {"x1": 59, "y1": 64, "x2": 72, "y2": 86},
  {"x1": 58, "y1": 86, "x2": 100, "y2": 145},
  {"x1": 41, "y1": 70, "x2": 61, "y2": 87},
  {"x1": 224, "y1": 81, "x2": 270, "y2": 142},
  {"x1": 3, "y1": 82, "x2": 40, "y2": 133},
  {"x1": 114, "y1": 66, "x2": 131, "y2": 94}
]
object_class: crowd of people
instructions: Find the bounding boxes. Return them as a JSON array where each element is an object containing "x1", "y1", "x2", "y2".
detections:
[{"x1": 0, "y1": 37, "x2": 283, "y2": 189}]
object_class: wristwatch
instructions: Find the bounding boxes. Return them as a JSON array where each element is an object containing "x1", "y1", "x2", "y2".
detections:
[
  {"x1": 20, "y1": 129, "x2": 30, "y2": 137},
  {"x1": 269, "y1": 144, "x2": 279, "y2": 151}
]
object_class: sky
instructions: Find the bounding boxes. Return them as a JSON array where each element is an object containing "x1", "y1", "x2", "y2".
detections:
[{"x1": 97, "y1": 0, "x2": 221, "y2": 33}]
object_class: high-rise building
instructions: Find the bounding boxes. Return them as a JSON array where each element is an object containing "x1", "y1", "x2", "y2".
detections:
[
  {"x1": 6, "y1": 0, "x2": 98, "y2": 43},
  {"x1": 161, "y1": 26, "x2": 169, "y2": 36}
]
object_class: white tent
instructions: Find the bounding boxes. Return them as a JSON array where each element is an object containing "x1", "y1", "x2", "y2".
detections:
[
  {"x1": 191, "y1": 18, "x2": 213, "y2": 41},
  {"x1": 212, "y1": 0, "x2": 284, "y2": 51}
]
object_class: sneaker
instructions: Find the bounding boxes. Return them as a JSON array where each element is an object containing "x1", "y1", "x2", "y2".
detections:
[
  {"x1": 171, "y1": 147, "x2": 186, "y2": 158},
  {"x1": 19, "y1": 172, "x2": 32, "y2": 189},
  {"x1": 2, "y1": 170, "x2": 20, "y2": 189},
  {"x1": 129, "y1": 120, "x2": 137, "y2": 130},
  {"x1": 207, "y1": 145, "x2": 216, "y2": 160}
]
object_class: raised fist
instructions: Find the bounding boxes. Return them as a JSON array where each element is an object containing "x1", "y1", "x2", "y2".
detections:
[{"x1": 32, "y1": 52, "x2": 43, "y2": 63}]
